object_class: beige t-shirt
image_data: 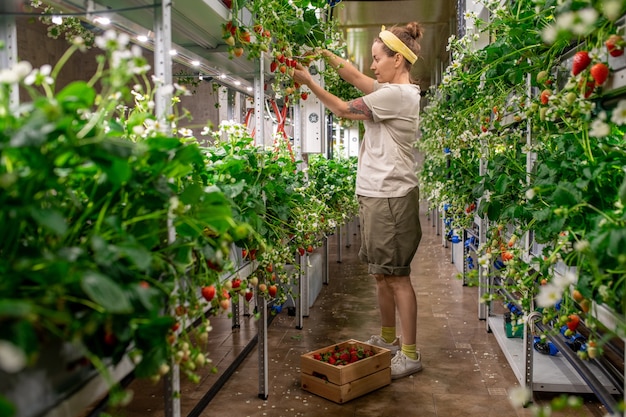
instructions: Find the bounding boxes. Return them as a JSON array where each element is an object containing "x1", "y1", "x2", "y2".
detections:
[{"x1": 357, "y1": 81, "x2": 420, "y2": 198}]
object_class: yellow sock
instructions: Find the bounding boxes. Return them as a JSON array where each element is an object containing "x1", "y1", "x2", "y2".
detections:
[
  {"x1": 402, "y1": 344, "x2": 418, "y2": 360},
  {"x1": 381, "y1": 327, "x2": 396, "y2": 344}
]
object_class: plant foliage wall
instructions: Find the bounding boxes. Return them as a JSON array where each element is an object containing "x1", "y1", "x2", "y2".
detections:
[{"x1": 419, "y1": 0, "x2": 626, "y2": 364}]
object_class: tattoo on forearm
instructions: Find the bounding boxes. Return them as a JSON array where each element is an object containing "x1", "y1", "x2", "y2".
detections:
[{"x1": 348, "y1": 99, "x2": 372, "y2": 119}]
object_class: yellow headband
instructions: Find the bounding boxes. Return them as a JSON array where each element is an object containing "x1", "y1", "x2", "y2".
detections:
[{"x1": 379, "y1": 25, "x2": 417, "y2": 65}]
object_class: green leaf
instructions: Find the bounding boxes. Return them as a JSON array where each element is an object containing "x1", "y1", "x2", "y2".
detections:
[
  {"x1": 0, "y1": 300, "x2": 33, "y2": 319},
  {"x1": 56, "y1": 81, "x2": 96, "y2": 111},
  {"x1": 29, "y1": 208, "x2": 68, "y2": 236},
  {"x1": 552, "y1": 184, "x2": 579, "y2": 206},
  {"x1": 486, "y1": 201, "x2": 501, "y2": 221},
  {"x1": 618, "y1": 173, "x2": 626, "y2": 206},
  {"x1": 81, "y1": 272, "x2": 133, "y2": 314},
  {"x1": 0, "y1": 396, "x2": 16, "y2": 417},
  {"x1": 102, "y1": 158, "x2": 132, "y2": 186},
  {"x1": 179, "y1": 183, "x2": 204, "y2": 205},
  {"x1": 120, "y1": 245, "x2": 152, "y2": 271},
  {"x1": 607, "y1": 228, "x2": 626, "y2": 256},
  {"x1": 495, "y1": 174, "x2": 510, "y2": 194}
]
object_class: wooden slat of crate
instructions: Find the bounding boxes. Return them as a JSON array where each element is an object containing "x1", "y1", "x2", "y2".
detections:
[
  {"x1": 300, "y1": 339, "x2": 391, "y2": 386},
  {"x1": 301, "y1": 367, "x2": 391, "y2": 404}
]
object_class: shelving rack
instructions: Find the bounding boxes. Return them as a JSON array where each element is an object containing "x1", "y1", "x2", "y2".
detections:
[{"x1": 471, "y1": 24, "x2": 626, "y2": 415}]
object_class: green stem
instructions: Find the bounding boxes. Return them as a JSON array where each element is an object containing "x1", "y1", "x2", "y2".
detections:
[{"x1": 62, "y1": 295, "x2": 106, "y2": 313}]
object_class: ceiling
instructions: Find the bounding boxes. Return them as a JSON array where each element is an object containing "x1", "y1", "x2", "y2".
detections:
[
  {"x1": 333, "y1": 0, "x2": 457, "y2": 93},
  {"x1": 2, "y1": 0, "x2": 457, "y2": 95}
]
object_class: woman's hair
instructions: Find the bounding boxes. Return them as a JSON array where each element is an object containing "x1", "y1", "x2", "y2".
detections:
[{"x1": 376, "y1": 21, "x2": 424, "y2": 72}]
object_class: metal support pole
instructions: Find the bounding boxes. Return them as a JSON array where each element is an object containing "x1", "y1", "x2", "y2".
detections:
[
  {"x1": 0, "y1": 13, "x2": 19, "y2": 107},
  {"x1": 257, "y1": 295, "x2": 269, "y2": 400},
  {"x1": 301, "y1": 253, "x2": 310, "y2": 317},
  {"x1": 254, "y1": 53, "x2": 265, "y2": 147},
  {"x1": 336, "y1": 226, "x2": 342, "y2": 263},
  {"x1": 153, "y1": 2, "x2": 178, "y2": 416},
  {"x1": 323, "y1": 237, "x2": 329, "y2": 285},
  {"x1": 295, "y1": 254, "x2": 304, "y2": 329},
  {"x1": 477, "y1": 216, "x2": 488, "y2": 320},
  {"x1": 231, "y1": 296, "x2": 240, "y2": 329}
]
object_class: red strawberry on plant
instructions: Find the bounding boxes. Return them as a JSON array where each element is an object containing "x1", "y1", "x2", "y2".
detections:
[
  {"x1": 298, "y1": 247, "x2": 305, "y2": 256},
  {"x1": 270, "y1": 61, "x2": 278, "y2": 73},
  {"x1": 301, "y1": 92, "x2": 308, "y2": 100},
  {"x1": 540, "y1": 89, "x2": 551, "y2": 105},
  {"x1": 239, "y1": 31, "x2": 251, "y2": 44},
  {"x1": 245, "y1": 289, "x2": 254, "y2": 302},
  {"x1": 605, "y1": 34, "x2": 625, "y2": 57},
  {"x1": 590, "y1": 62, "x2": 609, "y2": 85},
  {"x1": 572, "y1": 51, "x2": 591, "y2": 75},
  {"x1": 268, "y1": 284, "x2": 278, "y2": 298},
  {"x1": 232, "y1": 277, "x2": 242, "y2": 289},
  {"x1": 567, "y1": 314, "x2": 580, "y2": 331},
  {"x1": 201, "y1": 285, "x2": 216, "y2": 301},
  {"x1": 307, "y1": 245, "x2": 314, "y2": 253}
]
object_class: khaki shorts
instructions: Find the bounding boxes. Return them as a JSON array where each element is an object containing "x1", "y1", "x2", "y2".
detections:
[{"x1": 358, "y1": 187, "x2": 422, "y2": 276}]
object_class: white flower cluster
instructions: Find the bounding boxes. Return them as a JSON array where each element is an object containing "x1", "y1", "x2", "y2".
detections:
[
  {"x1": 542, "y1": 8, "x2": 599, "y2": 44},
  {"x1": 536, "y1": 270, "x2": 578, "y2": 308}
]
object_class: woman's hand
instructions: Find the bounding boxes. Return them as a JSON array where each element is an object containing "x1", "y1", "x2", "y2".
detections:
[{"x1": 292, "y1": 62, "x2": 314, "y2": 87}]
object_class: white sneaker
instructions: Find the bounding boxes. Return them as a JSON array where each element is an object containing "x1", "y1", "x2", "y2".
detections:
[
  {"x1": 391, "y1": 350, "x2": 423, "y2": 379},
  {"x1": 365, "y1": 335, "x2": 400, "y2": 354}
]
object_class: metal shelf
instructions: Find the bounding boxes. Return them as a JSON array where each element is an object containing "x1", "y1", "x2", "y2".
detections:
[{"x1": 488, "y1": 316, "x2": 620, "y2": 394}]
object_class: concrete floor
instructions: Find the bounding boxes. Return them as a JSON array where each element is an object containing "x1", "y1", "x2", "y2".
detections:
[{"x1": 115, "y1": 210, "x2": 608, "y2": 417}]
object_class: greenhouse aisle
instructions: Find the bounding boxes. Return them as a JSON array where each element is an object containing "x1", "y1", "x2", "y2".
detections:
[{"x1": 117, "y1": 207, "x2": 606, "y2": 417}]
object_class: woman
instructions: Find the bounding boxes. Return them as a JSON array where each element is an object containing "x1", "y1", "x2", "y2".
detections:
[{"x1": 292, "y1": 22, "x2": 424, "y2": 379}]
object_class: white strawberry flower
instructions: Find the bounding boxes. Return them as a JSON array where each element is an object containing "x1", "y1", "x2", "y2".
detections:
[{"x1": 0, "y1": 340, "x2": 27, "y2": 373}]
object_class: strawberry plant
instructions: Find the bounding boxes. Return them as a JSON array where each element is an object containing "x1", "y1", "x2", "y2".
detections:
[{"x1": 419, "y1": 0, "x2": 626, "y2": 387}]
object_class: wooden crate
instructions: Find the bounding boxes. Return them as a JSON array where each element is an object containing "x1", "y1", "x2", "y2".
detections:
[{"x1": 300, "y1": 339, "x2": 391, "y2": 403}]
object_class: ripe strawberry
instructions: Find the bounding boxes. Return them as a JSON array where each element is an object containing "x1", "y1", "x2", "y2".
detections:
[
  {"x1": 239, "y1": 31, "x2": 251, "y2": 43},
  {"x1": 590, "y1": 62, "x2": 609, "y2": 85},
  {"x1": 266, "y1": 264, "x2": 273, "y2": 273},
  {"x1": 605, "y1": 34, "x2": 625, "y2": 57},
  {"x1": 231, "y1": 277, "x2": 242, "y2": 289},
  {"x1": 566, "y1": 314, "x2": 580, "y2": 331},
  {"x1": 268, "y1": 284, "x2": 278, "y2": 298},
  {"x1": 245, "y1": 289, "x2": 254, "y2": 302},
  {"x1": 572, "y1": 51, "x2": 591, "y2": 75},
  {"x1": 201, "y1": 285, "x2": 216, "y2": 301},
  {"x1": 540, "y1": 89, "x2": 551, "y2": 105},
  {"x1": 263, "y1": 29, "x2": 271, "y2": 38},
  {"x1": 297, "y1": 247, "x2": 305, "y2": 256},
  {"x1": 224, "y1": 21, "x2": 237, "y2": 36},
  {"x1": 279, "y1": 64, "x2": 287, "y2": 74},
  {"x1": 270, "y1": 61, "x2": 278, "y2": 73},
  {"x1": 307, "y1": 245, "x2": 314, "y2": 253},
  {"x1": 301, "y1": 92, "x2": 308, "y2": 100}
]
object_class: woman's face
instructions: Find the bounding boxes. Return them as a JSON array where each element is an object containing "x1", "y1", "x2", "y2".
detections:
[{"x1": 370, "y1": 41, "x2": 398, "y2": 83}]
